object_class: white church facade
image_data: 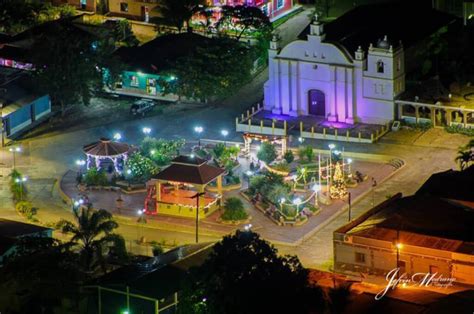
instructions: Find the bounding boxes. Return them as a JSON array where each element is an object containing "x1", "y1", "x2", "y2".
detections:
[{"x1": 264, "y1": 15, "x2": 406, "y2": 125}]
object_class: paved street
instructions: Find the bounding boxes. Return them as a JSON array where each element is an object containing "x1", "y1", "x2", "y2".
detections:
[{"x1": 0, "y1": 7, "x2": 471, "y2": 269}]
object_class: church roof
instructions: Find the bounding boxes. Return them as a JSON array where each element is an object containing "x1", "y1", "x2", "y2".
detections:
[{"x1": 298, "y1": 2, "x2": 458, "y2": 54}]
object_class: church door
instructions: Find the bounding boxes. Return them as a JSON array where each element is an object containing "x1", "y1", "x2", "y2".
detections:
[{"x1": 308, "y1": 90, "x2": 325, "y2": 116}]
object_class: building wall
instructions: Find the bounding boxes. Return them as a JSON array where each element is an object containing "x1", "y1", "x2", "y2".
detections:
[
  {"x1": 4, "y1": 95, "x2": 51, "y2": 137},
  {"x1": 108, "y1": 0, "x2": 160, "y2": 21},
  {"x1": 157, "y1": 201, "x2": 219, "y2": 219},
  {"x1": 333, "y1": 236, "x2": 474, "y2": 285},
  {"x1": 120, "y1": 71, "x2": 162, "y2": 95},
  {"x1": 53, "y1": 0, "x2": 97, "y2": 12}
]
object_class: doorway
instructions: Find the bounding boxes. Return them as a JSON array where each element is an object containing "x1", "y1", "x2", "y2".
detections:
[{"x1": 308, "y1": 90, "x2": 325, "y2": 116}]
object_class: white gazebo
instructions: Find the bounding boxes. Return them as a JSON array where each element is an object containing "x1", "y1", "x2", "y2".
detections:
[{"x1": 82, "y1": 138, "x2": 132, "y2": 173}]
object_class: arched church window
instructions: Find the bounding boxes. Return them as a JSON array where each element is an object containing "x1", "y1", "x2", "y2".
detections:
[{"x1": 377, "y1": 60, "x2": 384, "y2": 73}]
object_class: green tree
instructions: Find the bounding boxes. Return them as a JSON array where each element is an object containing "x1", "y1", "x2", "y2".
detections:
[
  {"x1": 125, "y1": 152, "x2": 158, "y2": 181},
  {"x1": 217, "y1": 5, "x2": 271, "y2": 40},
  {"x1": 83, "y1": 167, "x2": 108, "y2": 186},
  {"x1": 0, "y1": 0, "x2": 39, "y2": 34},
  {"x1": 178, "y1": 231, "x2": 325, "y2": 314},
  {"x1": 314, "y1": 0, "x2": 333, "y2": 18},
  {"x1": 161, "y1": 37, "x2": 254, "y2": 101},
  {"x1": 455, "y1": 149, "x2": 472, "y2": 171},
  {"x1": 0, "y1": 237, "x2": 82, "y2": 313},
  {"x1": 9, "y1": 169, "x2": 27, "y2": 201},
  {"x1": 30, "y1": 22, "x2": 109, "y2": 117},
  {"x1": 283, "y1": 150, "x2": 294, "y2": 164},
  {"x1": 257, "y1": 141, "x2": 277, "y2": 164},
  {"x1": 141, "y1": 137, "x2": 185, "y2": 166},
  {"x1": 113, "y1": 19, "x2": 139, "y2": 47},
  {"x1": 59, "y1": 206, "x2": 127, "y2": 272},
  {"x1": 152, "y1": 0, "x2": 206, "y2": 32},
  {"x1": 221, "y1": 197, "x2": 248, "y2": 221},
  {"x1": 211, "y1": 143, "x2": 226, "y2": 161}
]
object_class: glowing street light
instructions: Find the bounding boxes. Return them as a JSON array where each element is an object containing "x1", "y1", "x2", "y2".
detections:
[
  {"x1": 150, "y1": 149, "x2": 156, "y2": 155},
  {"x1": 244, "y1": 223, "x2": 253, "y2": 231},
  {"x1": 142, "y1": 127, "x2": 152, "y2": 135},
  {"x1": 221, "y1": 129, "x2": 229, "y2": 146},
  {"x1": 15, "y1": 176, "x2": 27, "y2": 200},
  {"x1": 9, "y1": 146, "x2": 21, "y2": 169},
  {"x1": 298, "y1": 137, "x2": 304, "y2": 143},
  {"x1": 194, "y1": 126, "x2": 204, "y2": 147},
  {"x1": 328, "y1": 144, "x2": 336, "y2": 150},
  {"x1": 347, "y1": 158, "x2": 353, "y2": 175},
  {"x1": 245, "y1": 170, "x2": 253, "y2": 186},
  {"x1": 113, "y1": 133, "x2": 122, "y2": 141}
]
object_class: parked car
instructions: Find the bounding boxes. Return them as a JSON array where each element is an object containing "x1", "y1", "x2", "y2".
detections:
[{"x1": 130, "y1": 99, "x2": 156, "y2": 116}]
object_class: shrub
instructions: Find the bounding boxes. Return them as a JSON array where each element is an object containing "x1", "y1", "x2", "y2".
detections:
[
  {"x1": 212, "y1": 143, "x2": 226, "y2": 160},
  {"x1": 221, "y1": 197, "x2": 248, "y2": 221},
  {"x1": 257, "y1": 142, "x2": 277, "y2": 164},
  {"x1": 9, "y1": 169, "x2": 27, "y2": 202},
  {"x1": 271, "y1": 161, "x2": 290, "y2": 172},
  {"x1": 283, "y1": 150, "x2": 294, "y2": 164},
  {"x1": 445, "y1": 125, "x2": 474, "y2": 136},
  {"x1": 298, "y1": 146, "x2": 314, "y2": 162},
  {"x1": 125, "y1": 152, "x2": 158, "y2": 181},
  {"x1": 16, "y1": 201, "x2": 37, "y2": 220},
  {"x1": 141, "y1": 138, "x2": 185, "y2": 166},
  {"x1": 83, "y1": 167, "x2": 108, "y2": 186}
]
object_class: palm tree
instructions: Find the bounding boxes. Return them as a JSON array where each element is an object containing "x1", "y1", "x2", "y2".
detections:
[
  {"x1": 455, "y1": 150, "x2": 471, "y2": 171},
  {"x1": 153, "y1": 0, "x2": 206, "y2": 33},
  {"x1": 59, "y1": 206, "x2": 127, "y2": 273}
]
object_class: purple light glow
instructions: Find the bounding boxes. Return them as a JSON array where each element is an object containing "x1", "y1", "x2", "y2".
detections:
[{"x1": 320, "y1": 121, "x2": 353, "y2": 129}]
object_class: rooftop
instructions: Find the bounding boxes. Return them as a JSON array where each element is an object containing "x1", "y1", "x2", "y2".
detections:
[
  {"x1": 96, "y1": 243, "x2": 213, "y2": 299},
  {"x1": 154, "y1": 155, "x2": 225, "y2": 185},
  {"x1": 0, "y1": 219, "x2": 51, "y2": 238},
  {"x1": 298, "y1": 2, "x2": 458, "y2": 55},
  {"x1": 115, "y1": 32, "x2": 211, "y2": 73},
  {"x1": 416, "y1": 165, "x2": 474, "y2": 202}
]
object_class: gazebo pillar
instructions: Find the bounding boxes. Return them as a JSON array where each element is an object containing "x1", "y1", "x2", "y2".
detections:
[
  {"x1": 95, "y1": 156, "x2": 101, "y2": 169},
  {"x1": 86, "y1": 155, "x2": 92, "y2": 170},
  {"x1": 156, "y1": 182, "x2": 161, "y2": 201},
  {"x1": 112, "y1": 157, "x2": 120, "y2": 173},
  {"x1": 217, "y1": 175, "x2": 223, "y2": 195}
]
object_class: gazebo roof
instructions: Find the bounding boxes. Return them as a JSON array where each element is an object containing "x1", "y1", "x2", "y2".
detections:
[
  {"x1": 154, "y1": 155, "x2": 225, "y2": 185},
  {"x1": 83, "y1": 138, "x2": 131, "y2": 157}
]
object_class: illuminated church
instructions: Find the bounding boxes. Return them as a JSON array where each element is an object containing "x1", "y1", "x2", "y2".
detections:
[{"x1": 264, "y1": 14, "x2": 405, "y2": 125}]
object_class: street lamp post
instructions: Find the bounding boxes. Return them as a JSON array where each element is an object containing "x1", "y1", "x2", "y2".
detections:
[
  {"x1": 136, "y1": 209, "x2": 147, "y2": 244},
  {"x1": 191, "y1": 192, "x2": 206, "y2": 244},
  {"x1": 371, "y1": 177, "x2": 377, "y2": 207},
  {"x1": 9, "y1": 146, "x2": 21, "y2": 169},
  {"x1": 221, "y1": 129, "x2": 229, "y2": 147},
  {"x1": 293, "y1": 197, "x2": 302, "y2": 215},
  {"x1": 194, "y1": 126, "x2": 204, "y2": 148},
  {"x1": 312, "y1": 184, "x2": 320, "y2": 207},
  {"x1": 328, "y1": 144, "x2": 335, "y2": 187},
  {"x1": 76, "y1": 159, "x2": 86, "y2": 176},
  {"x1": 348, "y1": 192, "x2": 352, "y2": 221}
]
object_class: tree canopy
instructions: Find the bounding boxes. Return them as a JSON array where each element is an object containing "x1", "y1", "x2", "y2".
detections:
[
  {"x1": 0, "y1": 0, "x2": 75, "y2": 34},
  {"x1": 153, "y1": 0, "x2": 206, "y2": 32},
  {"x1": 30, "y1": 22, "x2": 121, "y2": 116},
  {"x1": 161, "y1": 37, "x2": 254, "y2": 102},
  {"x1": 217, "y1": 5, "x2": 271, "y2": 40},
  {"x1": 178, "y1": 231, "x2": 325, "y2": 314}
]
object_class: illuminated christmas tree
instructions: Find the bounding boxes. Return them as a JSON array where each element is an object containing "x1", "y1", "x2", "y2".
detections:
[{"x1": 330, "y1": 163, "x2": 348, "y2": 199}]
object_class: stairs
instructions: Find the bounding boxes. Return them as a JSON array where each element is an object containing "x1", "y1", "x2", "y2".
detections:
[{"x1": 388, "y1": 158, "x2": 405, "y2": 170}]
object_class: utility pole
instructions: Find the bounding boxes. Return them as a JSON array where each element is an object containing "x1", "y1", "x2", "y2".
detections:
[{"x1": 191, "y1": 192, "x2": 205, "y2": 243}]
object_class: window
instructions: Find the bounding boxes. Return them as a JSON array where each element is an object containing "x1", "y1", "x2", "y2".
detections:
[
  {"x1": 130, "y1": 75, "x2": 139, "y2": 87},
  {"x1": 397, "y1": 58, "x2": 401, "y2": 72},
  {"x1": 120, "y1": 2, "x2": 128, "y2": 12},
  {"x1": 277, "y1": 0, "x2": 284, "y2": 9},
  {"x1": 377, "y1": 60, "x2": 384, "y2": 73},
  {"x1": 355, "y1": 252, "x2": 366, "y2": 263}
]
